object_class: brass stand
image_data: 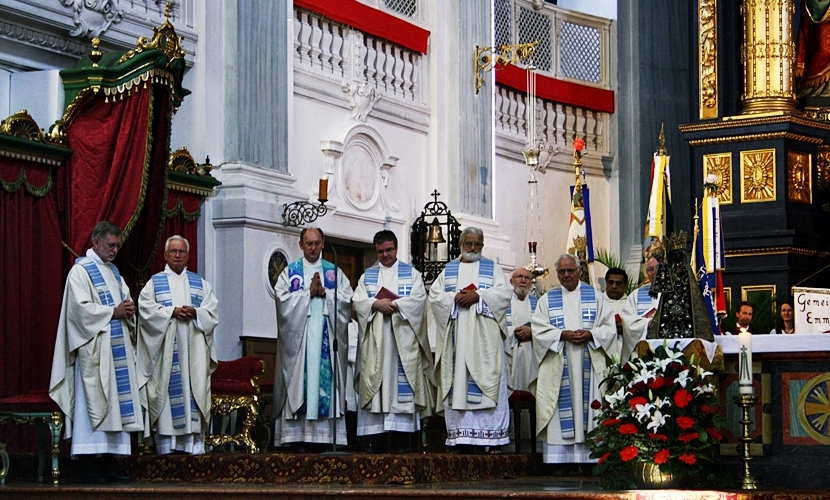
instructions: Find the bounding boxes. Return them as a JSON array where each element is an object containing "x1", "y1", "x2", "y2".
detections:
[{"x1": 733, "y1": 394, "x2": 759, "y2": 490}]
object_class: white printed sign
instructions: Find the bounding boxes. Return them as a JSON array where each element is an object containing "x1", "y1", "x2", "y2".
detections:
[{"x1": 794, "y1": 287, "x2": 830, "y2": 334}]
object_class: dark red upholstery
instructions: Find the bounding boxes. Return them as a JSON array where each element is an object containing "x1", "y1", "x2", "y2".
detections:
[
  {"x1": 210, "y1": 356, "x2": 264, "y2": 395},
  {"x1": 508, "y1": 390, "x2": 535, "y2": 404},
  {"x1": 0, "y1": 389, "x2": 60, "y2": 412}
]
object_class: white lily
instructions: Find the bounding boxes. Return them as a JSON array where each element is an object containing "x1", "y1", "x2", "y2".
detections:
[{"x1": 646, "y1": 409, "x2": 668, "y2": 432}]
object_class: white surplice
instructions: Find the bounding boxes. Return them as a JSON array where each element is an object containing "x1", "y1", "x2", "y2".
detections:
[
  {"x1": 532, "y1": 282, "x2": 615, "y2": 463},
  {"x1": 273, "y1": 258, "x2": 353, "y2": 445},
  {"x1": 505, "y1": 294, "x2": 538, "y2": 392},
  {"x1": 49, "y1": 249, "x2": 143, "y2": 457},
  {"x1": 619, "y1": 285, "x2": 660, "y2": 361},
  {"x1": 137, "y1": 265, "x2": 219, "y2": 454},
  {"x1": 429, "y1": 260, "x2": 512, "y2": 446}
]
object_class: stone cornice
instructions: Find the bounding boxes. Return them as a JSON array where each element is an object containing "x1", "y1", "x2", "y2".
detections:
[{"x1": 0, "y1": 0, "x2": 197, "y2": 68}]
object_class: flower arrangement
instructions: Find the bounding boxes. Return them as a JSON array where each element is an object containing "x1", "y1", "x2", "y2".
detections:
[
  {"x1": 703, "y1": 173, "x2": 719, "y2": 197},
  {"x1": 587, "y1": 342, "x2": 724, "y2": 488}
]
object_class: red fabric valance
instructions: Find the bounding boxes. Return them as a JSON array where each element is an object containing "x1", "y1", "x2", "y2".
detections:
[
  {"x1": 295, "y1": 0, "x2": 430, "y2": 54},
  {"x1": 496, "y1": 63, "x2": 615, "y2": 114}
]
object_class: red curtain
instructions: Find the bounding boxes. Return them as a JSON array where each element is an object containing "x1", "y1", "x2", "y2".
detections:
[
  {"x1": 64, "y1": 84, "x2": 173, "y2": 296},
  {"x1": 0, "y1": 158, "x2": 64, "y2": 451},
  {"x1": 150, "y1": 191, "x2": 202, "y2": 275}
]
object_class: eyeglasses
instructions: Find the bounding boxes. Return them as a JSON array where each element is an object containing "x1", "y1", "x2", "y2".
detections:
[
  {"x1": 557, "y1": 268, "x2": 578, "y2": 275},
  {"x1": 166, "y1": 249, "x2": 189, "y2": 255}
]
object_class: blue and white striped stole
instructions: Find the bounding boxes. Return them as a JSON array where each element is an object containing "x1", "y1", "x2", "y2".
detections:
[
  {"x1": 506, "y1": 295, "x2": 538, "y2": 327},
  {"x1": 152, "y1": 272, "x2": 204, "y2": 429},
  {"x1": 444, "y1": 259, "x2": 496, "y2": 404},
  {"x1": 636, "y1": 286, "x2": 653, "y2": 316},
  {"x1": 443, "y1": 258, "x2": 495, "y2": 292},
  {"x1": 77, "y1": 257, "x2": 135, "y2": 425},
  {"x1": 363, "y1": 263, "x2": 415, "y2": 403},
  {"x1": 546, "y1": 285, "x2": 596, "y2": 439},
  {"x1": 363, "y1": 262, "x2": 414, "y2": 298}
]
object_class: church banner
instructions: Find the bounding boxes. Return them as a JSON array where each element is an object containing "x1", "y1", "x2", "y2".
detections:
[{"x1": 793, "y1": 287, "x2": 830, "y2": 334}]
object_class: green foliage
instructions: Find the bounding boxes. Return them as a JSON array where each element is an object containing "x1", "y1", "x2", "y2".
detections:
[{"x1": 594, "y1": 247, "x2": 643, "y2": 295}]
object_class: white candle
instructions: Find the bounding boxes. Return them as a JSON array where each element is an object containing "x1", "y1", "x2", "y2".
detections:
[{"x1": 738, "y1": 328, "x2": 754, "y2": 394}]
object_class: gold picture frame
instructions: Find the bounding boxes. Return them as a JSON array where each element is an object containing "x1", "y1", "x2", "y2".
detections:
[
  {"x1": 740, "y1": 148, "x2": 776, "y2": 203},
  {"x1": 741, "y1": 284, "x2": 777, "y2": 312},
  {"x1": 787, "y1": 150, "x2": 812, "y2": 204},
  {"x1": 703, "y1": 152, "x2": 732, "y2": 204}
]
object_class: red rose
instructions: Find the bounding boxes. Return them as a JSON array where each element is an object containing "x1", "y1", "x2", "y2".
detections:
[
  {"x1": 574, "y1": 137, "x2": 585, "y2": 152},
  {"x1": 673, "y1": 389, "x2": 693, "y2": 408},
  {"x1": 678, "y1": 432, "x2": 699, "y2": 444},
  {"x1": 598, "y1": 452, "x2": 611, "y2": 464},
  {"x1": 603, "y1": 418, "x2": 621, "y2": 426},
  {"x1": 676, "y1": 416, "x2": 695, "y2": 430},
  {"x1": 679, "y1": 453, "x2": 697, "y2": 465},
  {"x1": 619, "y1": 445, "x2": 639, "y2": 462},
  {"x1": 628, "y1": 396, "x2": 648, "y2": 410},
  {"x1": 591, "y1": 399, "x2": 602, "y2": 410},
  {"x1": 706, "y1": 427, "x2": 723, "y2": 441},
  {"x1": 653, "y1": 449, "x2": 670, "y2": 465},
  {"x1": 618, "y1": 423, "x2": 639, "y2": 435},
  {"x1": 648, "y1": 433, "x2": 668, "y2": 441}
]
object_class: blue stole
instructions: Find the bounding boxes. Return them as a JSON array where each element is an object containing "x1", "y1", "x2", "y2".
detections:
[
  {"x1": 443, "y1": 257, "x2": 495, "y2": 292},
  {"x1": 152, "y1": 271, "x2": 204, "y2": 428},
  {"x1": 364, "y1": 263, "x2": 415, "y2": 403},
  {"x1": 636, "y1": 286, "x2": 653, "y2": 316},
  {"x1": 506, "y1": 294, "x2": 538, "y2": 327},
  {"x1": 287, "y1": 258, "x2": 336, "y2": 418},
  {"x1": 443, "y1": 258, "x2": 496, "y2": 405},
  {"x1": 546, "y1": 285, "x2": 596, "y2": 439},
  {"x1": 77, "y1": 257, "x2": 135, "y2": 425}
]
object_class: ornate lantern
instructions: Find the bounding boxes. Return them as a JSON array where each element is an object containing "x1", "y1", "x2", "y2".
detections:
[{"x1": 410, "y1": 190, "x2": 460, "y2": 286}]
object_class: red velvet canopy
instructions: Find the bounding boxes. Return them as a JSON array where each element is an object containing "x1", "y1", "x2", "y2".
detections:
[{"x1": 0, "y1": 17, "x2": 218, "y2": 452}]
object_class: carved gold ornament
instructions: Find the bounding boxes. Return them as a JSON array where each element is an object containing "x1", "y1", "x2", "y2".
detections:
[
  {"x1": 817, "y1": 145, "x2": 830, "y2": 191},
  {"x1": 740, "y1": 149, "x2": 776, "y2": 203},
  {"x1": 703, "y1": 153, "x2": 732, "y2": 204},
  {"x1": 787, "y1": 150, "x2": 812, "y2": 204},
  {"x1": 699, "y1": 0, "x2": 718, "y2": 119}
]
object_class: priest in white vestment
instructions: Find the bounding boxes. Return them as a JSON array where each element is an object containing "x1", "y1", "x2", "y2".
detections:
[
  {"x1": 532, "y1": 254, "x2": 615, "y2": 465},
  {"x1": 273, "y1": 228, "x2": 353, "y2": 451},
  {"x1": 618, "y1": 256, "x2": 660, "y2": 361},
  {"x1": 137, "y1": 235, "x2": 219, "y2": 455},
  {"x1": 49, "y1": 221, "x2": 142, "y2": 483},
  {"x1": 603, "y1": 267, "x2": 629, "y2": 361},
  {"x1": 505, "y1": 267, "x2": 538, "y2": 392},
  {"x1": 429, "y1": 227, "x2": 512, "y2": 452},
  {"x1": 353, "y1": 230, "x2": 435, "y2": 453}
]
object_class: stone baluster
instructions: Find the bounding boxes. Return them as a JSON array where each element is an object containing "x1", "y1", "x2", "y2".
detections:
[
  {"x1": 383, "y1": 43, "x2": 396, "y2": 93},
  {"x1": 365, "y1": 39, "x2": 378, "y2": 86},
  {"x1": 298, "y1": 11, "x2": 313, "y2": 66},
  {"x1": 309, "y1": 16, "x2": 323, "y2": 70},
  {"x1": 320, "y1": 19, "x2": 333, "y2": 73},
  {"x1": 330, "y1": 24, "x2": 344, "y2": 77}
]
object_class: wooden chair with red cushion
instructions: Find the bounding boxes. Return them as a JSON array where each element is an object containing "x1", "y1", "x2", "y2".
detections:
[
  {"x1": 508, "y1": 389, "x2": 537, "y2": 453},
  {"x1": 206, "y1": 356, "x2": 265, "y2": 453}
]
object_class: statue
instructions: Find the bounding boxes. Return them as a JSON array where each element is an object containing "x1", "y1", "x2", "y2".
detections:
[
  {"x1": 647, "y1": 232, "x2": 715, "y2": 341},
  {"x1": 796, "y1": 0, "x2": 830, "y2": 98}
]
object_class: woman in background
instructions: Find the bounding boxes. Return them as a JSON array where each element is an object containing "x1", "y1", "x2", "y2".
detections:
[{"x1": 771, "y1": 298, "x2": 795, "y2": 335}]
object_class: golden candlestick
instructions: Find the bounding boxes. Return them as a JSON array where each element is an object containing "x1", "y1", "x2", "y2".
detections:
[{"x1": 733, "y1": 394, "x2": 760, "y2": 490}]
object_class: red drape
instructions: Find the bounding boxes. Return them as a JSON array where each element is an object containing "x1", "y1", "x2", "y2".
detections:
[
  {"x1": 0, "y1": 157, "x2": 64, "y2": 451},
  {"x1": 496, "y1": 63, "x2": 615, "y2": 114},
  {"x1": 64, "y1": 86, "x2": 153, "y2": 263},
  {"x1": 65, "y1": 84, "x2": 174, "y2": 295},
  {"x1": 150, "y1": 191, "x2": 202, "y2": 275}
]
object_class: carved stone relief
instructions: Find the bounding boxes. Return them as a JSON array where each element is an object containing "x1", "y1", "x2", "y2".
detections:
[
  {"x1": 342, "y1": 80, "x2": 382, "y2": 122},
  {"x1": 60, "y1": 0, "x2": 126, "y2": 38}
]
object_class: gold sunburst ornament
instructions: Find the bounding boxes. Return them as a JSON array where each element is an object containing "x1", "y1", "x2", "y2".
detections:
[
  {"x1": 740, "y1": 149, "x2": 776, "y2": 203},
  {"x1": 788, "y1": 150, "x2": 812, "y2": 204},
  {"x1": 703, "y1": 152, "x2": 732, "y2": 204}
]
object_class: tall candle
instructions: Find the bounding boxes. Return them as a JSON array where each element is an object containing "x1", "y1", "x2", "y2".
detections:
[
  {"x1": 318, "y1": 176, "x2": 328, "y2": 202},
  {"x1": 738, "y1": 328, "x2": 754, "y2": 394}
]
